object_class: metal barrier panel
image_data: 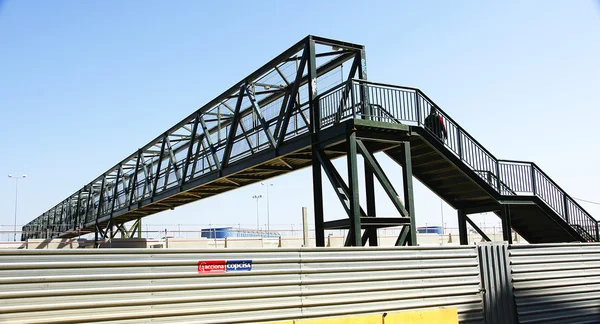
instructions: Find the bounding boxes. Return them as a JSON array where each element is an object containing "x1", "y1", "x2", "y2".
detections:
[
  {"x1": 509, "y1": 243, "x2": 600, "y2": 323},
  {"x1": 0, "y1": 249, "x2": 304, "y2": 324},
  {"x1": 477, "y1": 243, "x2": 517, "y2": 324},
  {"x1": 298, "y1": 247, "x2": 483, "y2": 323},
  {"x1": 0, "y1": 246, "x2": 484, "y2": 324}
]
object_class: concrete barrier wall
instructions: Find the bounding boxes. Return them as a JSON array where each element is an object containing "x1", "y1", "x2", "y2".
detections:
[
  {"x1": 166, "y1": 237, "x2": 210, "y2": 248},
  {"x1": 26, "y1": 239, "x2": 79, "y2": 249}
]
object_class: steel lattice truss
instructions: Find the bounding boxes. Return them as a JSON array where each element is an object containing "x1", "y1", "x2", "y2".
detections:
[{"x1": 23, "y1": 36, "x2": 366, "y2": 240}]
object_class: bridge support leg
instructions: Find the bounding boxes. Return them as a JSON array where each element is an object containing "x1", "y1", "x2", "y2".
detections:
[
  {"x1": 501, "y1": 206, "x2": 513, "y2": 244},
  {"x1": 94, "y1": 225, "x2": 101, "y2": 248},
  {"x1": 364, "y1": 167, "x2": 377, "y2": 246},
  {"x1": 400, "y1": 141, "x2": 417, "y2": 246},
  {"x1": 347, "y1": 131, "x2": 362, "y2": 246},
  {"x1": 308, "y1": 36, "x2": 325, "y2": 248},
  {"x1": 458, "y1": 209, "x2": 468, "y2": 245},
  {"x1": 136, "y1": 218, "x2": 143, "y2": 238},
  {"x1": 312, "y1": 152, "x2": 325, "y2": 247}
]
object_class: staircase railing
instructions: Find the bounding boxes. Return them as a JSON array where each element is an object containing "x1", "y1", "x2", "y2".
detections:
[{"x1": 317, "y1": 79, "x2": 599, "y2": 241}]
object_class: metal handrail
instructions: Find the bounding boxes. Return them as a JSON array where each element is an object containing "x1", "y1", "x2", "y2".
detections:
[{"x1": 317, "y1": 80, "x2": 599, "y2": 241}]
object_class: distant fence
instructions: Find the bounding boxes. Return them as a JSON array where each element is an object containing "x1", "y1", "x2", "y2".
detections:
[
  {"x1": 3, "y1": 232, "x2": 522, "y2": 250},
  {"x1": 0, "y1": 243, "x2": 598, "y2": 323}
]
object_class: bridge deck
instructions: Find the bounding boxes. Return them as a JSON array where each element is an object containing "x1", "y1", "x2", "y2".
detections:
[{"x1": 60, "y1": 120, "x2": 409, "y2": 238}]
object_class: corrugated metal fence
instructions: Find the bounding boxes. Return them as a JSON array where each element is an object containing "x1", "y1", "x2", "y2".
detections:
[
  {"x1": 510, "y1": 243, "x2": 600, "y2": 323},
  {"x1": 477, "y1": 243, "x2": 517, "y2": 324},
  {"x1": 2, "y1": 243, "x2": 600, "y2": 324},
  {"x1": 0, "y1": 246, "x2": 483, "y2": 324}
]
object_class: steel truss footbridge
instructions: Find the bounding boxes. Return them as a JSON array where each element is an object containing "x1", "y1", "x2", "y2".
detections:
[{"x1": 22, "y1": 36, "x2": 599, "y2": 246}]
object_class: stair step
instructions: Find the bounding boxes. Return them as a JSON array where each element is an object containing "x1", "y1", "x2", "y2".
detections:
[
  {"x1": 447, "y1": 192, "x2": 491, "y2": 201},
  {"x1": 425, "y1": 172, "x2": 465, "y2": 182},
  {"x1": 418, "y1": 165, "x2": 457, "y2": 176},
  {"x1": 411, "y1": 150, "x2": 440, "y2": 160},
  {"x1": 445, "y1": 188, "x2": 486, "y2": 197},
  {"x1": 388, "y1": 127, "x2": 595, "y2": 243},
  {"x1": 412, "y1": 158, "x2": 449, "y2": 169},
  {"x1": 429, "y1": 180, "x2": 474, "y2": 190}
]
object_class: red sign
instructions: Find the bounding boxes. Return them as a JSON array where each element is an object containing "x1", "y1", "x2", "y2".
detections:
[{"x1": 197, "y1": 260, "x2": 226, "y2": 273}]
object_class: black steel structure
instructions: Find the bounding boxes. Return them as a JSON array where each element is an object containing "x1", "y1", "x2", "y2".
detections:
[{"x1": 22, "y1": 35, "x2": 599, "y2": 246}]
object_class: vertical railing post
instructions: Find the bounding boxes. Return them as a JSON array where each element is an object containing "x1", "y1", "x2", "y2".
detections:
[
  {"x1": 530, "y1": 164, "x2": 537, "y2": 196},
  {"x1": 351, "y1": 89, "x2": 357, "y2": 119},
  {"x1": 457, "y1": 128, "x2": 463, "y2": 161},
  {"x1": 350, "y1": 81, "x2": 356, "y2": 115},
  {"x1": 357, "y1": 49, "x2": 369, "y2": 119},
  {"x1": 563, "y1": 195, "x2": 570, "y2": 224},
  {"x1": 596, "y1": 222, "x2": 599, "y2": 242},
  {"x1": 495, "y1": 161, "x2": 501, "y2": 193},
  {"x1": 415, "y1": 91, "x2": 421, "y2": 125}
]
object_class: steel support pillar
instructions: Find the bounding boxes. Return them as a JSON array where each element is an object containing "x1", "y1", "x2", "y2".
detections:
[
  {"x1": 308, "y1": 37, "x2": 325, "y2": 247},
  {"x1": 94, "y1": 224, "x2": 103, "y2": 248},
  {"x1": 501, "y1": 205, "x2": 513, "y2": 244},
  {"x1": 347, "y1": 131, "x2": 361, "y2": 246},
  {"x1": 458, "y1": 209, "x2": 468, "y2": 245},
  {"x1": 93, "y1": 218, "x2": 144, "y2": 248},
  {"x1": 314, "y1": 135, "x2": 412, "y2": 247},
  {"x1": 364, "y1": 167, "x2": 377, "y2": 246},
  {"x1": 400, "y1": 141, "x2": 417, "y2": 246},
  {"x1": 136, "y1": 218, "x2": 142, "y2": 238}
]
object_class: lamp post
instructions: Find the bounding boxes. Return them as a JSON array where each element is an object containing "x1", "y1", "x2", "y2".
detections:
[
  {"x1": 252, "y1": 195, "x2": 262, "y2": 230},
  {"x1": 8, "y1": 174, "x2": 27, "y2": 242},
  {"x1": 261, "y1": 183, "x2": 273, "y2": 232},
  {"x1": 440, "y1": 199, "x2": 444, "y2": 235}
]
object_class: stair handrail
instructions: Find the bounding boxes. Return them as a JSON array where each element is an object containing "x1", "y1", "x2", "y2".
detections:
[
  {"x1": 350, "y1": 79, "x2": 502, "y2": 164},
  {"x1": 498, "y1": 159, "x2": 598, "y2": 239},
  {"x1": 345, "y1": 79, "x2": 598, "y2": 241},
  {"x1": 351, "y1": 79, "x2": 501, "y2": 190}
]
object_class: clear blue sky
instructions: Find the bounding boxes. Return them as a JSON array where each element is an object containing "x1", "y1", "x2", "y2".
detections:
[{"x1": 1, "y1": 1, "x2": 599, "y2": 238}]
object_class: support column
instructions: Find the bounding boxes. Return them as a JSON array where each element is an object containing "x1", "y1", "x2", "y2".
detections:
[
  {"x1": 458, "y1": 209, "x2": 468, "y2": 245},
  {"x1": 307, "y1": 36, "x2": 324, "y2": 247},
  {"x1": 365, "y1": 166, "x2": 377, "y2": 246},
  {"x1": 401, "y1": 142, "x2": 417, "y2": 246},
  {"x1": 501, "y1": 205, "x2": 513, "y2": 244},
  {"x1": 347, "y1": 131, "x2": 362, "y2": 246},
  {"x1": 312, "y1": 160, "x2": 325, "y2": 247},
  {"x1": 137, "y1": 218, "x2": 143, "y2": 238}
]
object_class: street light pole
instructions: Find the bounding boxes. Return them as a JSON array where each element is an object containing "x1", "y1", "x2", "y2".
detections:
[
  {"x1": 8, "y1": 174, "x2": 27, "y2": 242},
  {"x1": 252, "y1": 195, "x2": 262, "y2": 230},
  {"x1": 261, "y1": 183, "x2": 273, "y2": 232},
  {"x1": 440, "y1": 199, "x2": 444, "y2": 235}
]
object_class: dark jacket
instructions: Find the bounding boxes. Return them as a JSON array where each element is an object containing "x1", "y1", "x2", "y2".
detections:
[{"x1": 424, "y1": 113, "x2": 447, "y2": 140}]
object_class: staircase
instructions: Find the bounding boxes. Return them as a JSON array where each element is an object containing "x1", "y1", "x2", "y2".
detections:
[{"x1": 327, "y1": 79, "x2": 599, "y2": 243}]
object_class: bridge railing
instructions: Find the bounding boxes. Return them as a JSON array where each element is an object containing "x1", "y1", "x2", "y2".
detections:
[{"x1": 317, "y1": 80, "x2": 598, "y2": 241}]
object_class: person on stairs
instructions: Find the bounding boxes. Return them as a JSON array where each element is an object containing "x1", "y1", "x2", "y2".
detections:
[{"x1": 424, "y1": 106, "x2": 448, "y2": 141}]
